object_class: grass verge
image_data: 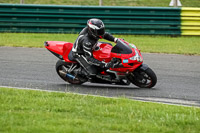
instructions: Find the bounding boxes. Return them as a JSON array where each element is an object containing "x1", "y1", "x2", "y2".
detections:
[
  {"x1": 1, "y1": 0, "x2": 200, "y2": 7},
  {"x1": 0, "y1": 33, "x2": 200, "y2": 55},
  {"x1": 0, "y1": 87, "x2": 200, "y2": 133}
]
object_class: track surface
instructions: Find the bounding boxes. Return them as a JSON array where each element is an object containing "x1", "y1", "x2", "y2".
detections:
[{"x1": 0, "y1": 47, "x2": 200, "y2": 106}]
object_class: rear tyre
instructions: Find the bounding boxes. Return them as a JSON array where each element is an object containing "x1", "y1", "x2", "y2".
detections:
[
  {"x1": 127, "y1": 67, "x2": 157, "y2": 88},
  {"x1": 55, "y1": 60, "x2": 85, "y2": 85}
]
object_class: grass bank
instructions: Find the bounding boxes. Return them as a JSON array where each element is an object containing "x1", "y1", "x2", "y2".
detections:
[
  {"x1": 0, "y1": 0, "x2": 200, "y2": 7},
  {"x1": 0, "y1": 33, "x2": 200, "y2": 55},
  {"x1": 0, "y1": 87, "x2": 200, "y2": 133}
]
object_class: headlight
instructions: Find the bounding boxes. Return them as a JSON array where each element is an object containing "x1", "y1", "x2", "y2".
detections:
[{"x1": 129, "y1": 50, "x2": 143, "y2": 62}]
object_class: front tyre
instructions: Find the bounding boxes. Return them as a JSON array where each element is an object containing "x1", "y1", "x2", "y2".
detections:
[
  {"x1": 128, "y1": 67, "x2": 157, "y2": 88},
  {"x1": 56, "y1": 60, "x2": 85, "y2": 85}
]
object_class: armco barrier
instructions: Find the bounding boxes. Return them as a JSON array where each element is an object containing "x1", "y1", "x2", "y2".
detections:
[
  {"x1": 0, "y1": 4, "x2": 181, "y2": 35},
  {"x1": 181, "y1": 8, "x2": 200, "y2": 35}
]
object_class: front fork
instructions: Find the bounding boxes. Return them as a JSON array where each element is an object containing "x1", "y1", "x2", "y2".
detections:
[
  {"x1": 126, "y1": 64, "x2": 149, "y2": 80},
  {"x1": 136, "y1": 64, "x2": 149, "y2": 71}
]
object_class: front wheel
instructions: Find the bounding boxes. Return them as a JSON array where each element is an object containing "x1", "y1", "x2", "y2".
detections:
[{"x1": 127, "y1": 67, "x2": 157, "y2": 88}]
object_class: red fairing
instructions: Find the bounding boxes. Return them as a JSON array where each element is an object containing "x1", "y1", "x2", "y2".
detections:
[
  {"x1": 45, "y1": 41, "x2": 75, "y2": 63},
  {"x1": 93, "y1": 42, "x2": 113, "y2": 62},
  {"x1": 63, "y1": 43, "x2": 74, "y2": 62},
  {"x1": 45, "y1": 41, "x2": 67, "y2": 55},
  {"x1": 92, "y1": 40, "x2": 143, "y2": 72}
]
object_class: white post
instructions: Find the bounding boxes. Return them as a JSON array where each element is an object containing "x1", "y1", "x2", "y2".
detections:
[
  {"x1": 99, "y1": 0, "x2": 103, "y2": 6},
  {"x1": 173, "y1": 0, "x2": 178, "y2": 7},
  {"x1": 20, "y1": 0, "x2": 24, "y2": 4},
  {"x1": 169, "y1": 0, "x2": 182, "y2": 7}
]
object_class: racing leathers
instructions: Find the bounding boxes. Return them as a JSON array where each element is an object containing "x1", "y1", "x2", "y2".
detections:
[{"x1": 72, "y1": 27, "x2": 117, "y2": 76}]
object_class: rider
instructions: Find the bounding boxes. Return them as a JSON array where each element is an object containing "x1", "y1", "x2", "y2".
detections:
[{"x1": 71, "y1": 18, "x2": 118, "y2": 77}]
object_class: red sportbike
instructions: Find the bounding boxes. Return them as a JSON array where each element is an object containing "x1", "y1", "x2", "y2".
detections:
[{"x1": 45, "y1": 39, "x2": 157, "y2": 88}]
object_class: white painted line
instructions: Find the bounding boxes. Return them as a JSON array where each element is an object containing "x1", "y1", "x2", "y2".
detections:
[
  {"x1": 0, "y1": 85, "x2": 118, "y2": 98},
  {"x1": 128, "y1": 96, "x2": 200, "y2": 108}
]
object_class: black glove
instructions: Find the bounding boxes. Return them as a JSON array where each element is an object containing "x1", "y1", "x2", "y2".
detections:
[
  {"x1": 104, "y1": 61, "x2": 114, "y2": 69},
  {"x1": 99, "y1": 62, "x2": 105, "y2": 68},
  {"x1": 99, "y1": 62, "x2": 111, "y2": 69},
  {"x1": 101, "y1": 58, "x2": 120, "y2": 69}
]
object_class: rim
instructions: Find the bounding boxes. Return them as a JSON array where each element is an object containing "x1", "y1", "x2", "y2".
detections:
[{"x1": 136, "y1": 71, "x2": 153, "y2": 87}]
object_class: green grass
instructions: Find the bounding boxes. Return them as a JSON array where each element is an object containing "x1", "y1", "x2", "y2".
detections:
[
  {"x1": 0, "y1": 87, "x2": 200, "y2": 133},
  {"x1": 0, "y1": 0, "x2": 199, "y2": 7},
  {"x1": 0, "y1": 33, "x2": 200, "y2": 55}
]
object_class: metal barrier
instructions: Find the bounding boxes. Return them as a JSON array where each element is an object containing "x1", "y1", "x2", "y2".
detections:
[
  {"x1": 0, "y1": 4, "x2": 181, "y2": 35},
  {"x1": 181, "y1": 7, "x2": 200, "y2": 35}
]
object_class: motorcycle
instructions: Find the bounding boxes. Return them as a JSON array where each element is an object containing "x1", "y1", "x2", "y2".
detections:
[{"x1": 44, "y1": 39, "x2": 157, "y2": 88}]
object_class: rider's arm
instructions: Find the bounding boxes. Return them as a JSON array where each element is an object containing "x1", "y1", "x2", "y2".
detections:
[
  {"x1": 103, "y1": 32, "x2": 118, "y2": 43},
  {"x1": 83, "y1": 41, "x2": 105, "y2": 68}
]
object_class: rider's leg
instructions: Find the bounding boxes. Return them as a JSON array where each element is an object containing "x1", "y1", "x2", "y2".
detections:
[{"x1": 74, "y1": 55, "x2": 97, "y2": 77}]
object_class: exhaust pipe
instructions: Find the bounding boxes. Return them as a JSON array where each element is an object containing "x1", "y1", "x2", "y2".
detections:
[
  {"x1": 66, "y1": 73, "x2": 75, "y2": 80},
  {"x1": 59, "y1": 70, "x2": 75, "y2": 80}
]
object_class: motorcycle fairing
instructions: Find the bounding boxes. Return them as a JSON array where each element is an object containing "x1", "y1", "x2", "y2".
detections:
[
  {"x1": 93, "y1": 42, "x2": 113, "y2": 62},
  {"x1": 45, "y1": 41, "x2": 66, "y2": 55},
  {"x1": 45, "y1": 41, "x2": 75, "y2": 63},
  {"x1": 93, "y1": 39, "x2": 143, "y2": 72}
]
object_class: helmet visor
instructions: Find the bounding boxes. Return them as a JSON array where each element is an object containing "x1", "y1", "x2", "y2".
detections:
[{"x1": 96, "y1": 28, "x2": 105, "y2": 36}]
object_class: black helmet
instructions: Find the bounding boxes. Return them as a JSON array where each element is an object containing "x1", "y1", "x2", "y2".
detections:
[{"x1": 87, "y1": 18, "x2": 105, "y2": 39}]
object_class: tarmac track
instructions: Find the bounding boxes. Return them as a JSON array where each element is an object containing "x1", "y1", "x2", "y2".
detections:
[{"x1": 0, "y1": 47, "x2": 200, "y2": 106}]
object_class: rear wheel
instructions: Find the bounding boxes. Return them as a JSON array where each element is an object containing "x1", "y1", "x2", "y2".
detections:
[
  {"x1": 56, "y1": 60, "x2": 86, "y2": 85},
  {"x1": 127, "y1": 67, "x2": 157, "y2": 88}
]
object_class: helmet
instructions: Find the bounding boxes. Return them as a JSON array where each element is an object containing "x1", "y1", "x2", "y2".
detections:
[{"x1": 87, "y1": 18, "x2": 105, "y2": 39}]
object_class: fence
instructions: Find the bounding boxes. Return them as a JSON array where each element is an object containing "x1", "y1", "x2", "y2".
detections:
[
  {"x1": 181, "y1": 7, "x2": 200, "y2": 35},
  {"x1": 0, "y1": 4, "x2": 182, "y2": 35}
]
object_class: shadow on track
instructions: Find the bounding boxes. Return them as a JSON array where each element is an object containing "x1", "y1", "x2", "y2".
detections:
[
  {"x1": 55, "y1": 83, "x2": 158, "y2": 90},
  {"x1": 46, "y1": 83, "x2": 158, "y2": 98}
]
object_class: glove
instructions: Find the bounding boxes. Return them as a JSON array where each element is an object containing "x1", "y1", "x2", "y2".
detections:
[
  {"x1": 99, "y1": 61, "x2": 112, "y2": 69},
  {"x1": 99, "y1": 62, "x2": 105, "y2": 68},
  {"x1": 100, "y1": 58, "x2": 120, "y2": 69},
  {"x1": 104, "y1": 61, "x2": 114, "y2": 69}
]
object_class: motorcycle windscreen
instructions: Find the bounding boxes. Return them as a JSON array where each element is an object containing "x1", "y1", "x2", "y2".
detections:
[{"x1": 111, "y1": 40, "x2": 132, "y2": 54}]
